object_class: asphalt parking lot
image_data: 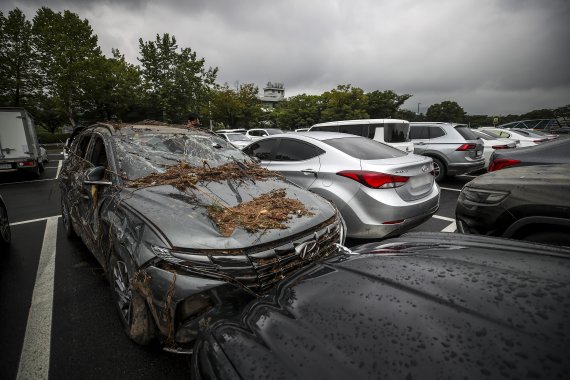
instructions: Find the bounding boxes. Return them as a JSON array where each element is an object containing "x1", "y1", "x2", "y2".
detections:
[{"x1": 0, "y1": 148, "x2": 473, "y2": 379}]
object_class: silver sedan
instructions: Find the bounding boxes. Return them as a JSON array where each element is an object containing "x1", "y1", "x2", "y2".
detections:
[{"x1": 243, "y1": 132, "x2": 440, "y2": 239}]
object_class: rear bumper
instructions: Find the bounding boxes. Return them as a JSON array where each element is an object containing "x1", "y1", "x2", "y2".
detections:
[
  {"x1": 341, "y1": 185, "x2": 440, "y2": 238},
  {"x1": 447, "y1": 160, "x2": 485, "y2": 175}
]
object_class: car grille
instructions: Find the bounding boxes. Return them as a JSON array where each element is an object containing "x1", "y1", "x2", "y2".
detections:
[{"x1": 166, "y1": 218, "x2": 342, "y2": 294}]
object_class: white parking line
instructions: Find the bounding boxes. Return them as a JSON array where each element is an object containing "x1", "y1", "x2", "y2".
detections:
[
  {"x1": 441, "y1": 221, "x2": 457, "y2": 232},
  {"x1": 10, "y1": 215, "x2": 62, "y2": 226},
  {"x1": 56, "y1": 160, "x2": 62, "y2": 179},
  {"x1": 16, "y1": 216, "x2": 58, "y2": 380},
  {"x1": 432, "y1": 215, "x2": 455, "y2": 222}
]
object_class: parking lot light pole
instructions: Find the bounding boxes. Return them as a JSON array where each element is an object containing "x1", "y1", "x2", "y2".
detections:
[{"x1": 417, "y1": 102, "x2": 421, "y2": 115}]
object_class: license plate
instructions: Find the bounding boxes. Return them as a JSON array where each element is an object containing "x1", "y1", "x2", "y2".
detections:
[
  {"x1": 0, "y1": 163, "x2": 12, "y2": 169},
  {"x1": 409, "y1": 174, "x2": 432, "y2": 188}
]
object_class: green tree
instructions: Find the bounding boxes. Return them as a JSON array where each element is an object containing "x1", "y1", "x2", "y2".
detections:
[
  {"x1": 426, "y1": 100, "x2": 465, "y2": 122},
  {"x1": 32, "y1": 7, "x2": 103, "y2": 128},
  {"x1": 521, "y1": 108, "x2": 555, "y2": 119},
  {"x1": 320, "y1": 84, "x2": 369, "y2": 121},
  {"x1": 209, "y1": 83, "x2": 262, "y2": 129},
  {"x1": 82, "y1": 49, "x2": 143, "y2": 122},
  {"x1": 366, "y1": 90, "x2": 412, "y2": 119},
  {"x1": 0, "y1": 8, "x2": 39, "y2": 107},
  {"x1": 138, "y1": 33, "x2": 217, "y2": 123},
  {"x1": 272, "y1": 93, "x2": 323, "y2": 130}
]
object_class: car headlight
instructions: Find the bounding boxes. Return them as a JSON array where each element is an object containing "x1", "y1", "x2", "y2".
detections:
[
  {"x1": 460, "y1": 187, "x2": 509, "y2": 205},
  {"x1": 151, "y1": 245, "x2": 216, "y2": 270}
]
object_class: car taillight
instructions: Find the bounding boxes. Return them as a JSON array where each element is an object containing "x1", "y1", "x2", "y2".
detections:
[
  {"x1": 17, "y1": 160, "x2": 35, "y2": 167},
  {"x1": 488, "y1": 158, "x2": 521, "y2": 172},
  {"x1": 491, "y1": 144, "x2": 510, "y2": 149},
  {"x1": 456, "y1": 143, "x2": 477, "y2": 151},
  {"x1": 337, "y1": 170, "x2": 409, "y2": 189}
]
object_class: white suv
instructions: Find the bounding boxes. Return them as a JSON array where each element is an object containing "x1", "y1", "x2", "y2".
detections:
[{"x1": 308, "y1": 119, "x2": 414, "y2": 153}]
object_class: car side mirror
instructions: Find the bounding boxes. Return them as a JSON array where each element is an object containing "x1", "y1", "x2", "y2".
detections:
[{"x1": 83, "y1": 166, "x2": 112, "y2": 186}]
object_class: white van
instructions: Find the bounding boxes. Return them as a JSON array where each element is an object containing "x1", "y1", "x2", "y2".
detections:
[
  {"x1": 0, "y1": 107, "x2": 45, "y2": 177},
  {"x1": 309, "y1": 119, "x2": 414, "y2": 153}
]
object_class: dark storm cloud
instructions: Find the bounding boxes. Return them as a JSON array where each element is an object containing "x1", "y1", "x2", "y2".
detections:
[{"x1": 2, "y1": 0, "x2": 569, "y2": 114}]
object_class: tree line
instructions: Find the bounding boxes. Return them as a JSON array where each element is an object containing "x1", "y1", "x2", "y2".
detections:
[{"x1": 1, "y1": 7, "x2": 568, "y2": 134}]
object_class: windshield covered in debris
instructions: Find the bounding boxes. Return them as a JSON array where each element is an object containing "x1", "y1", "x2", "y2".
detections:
[{"x1": 113, "y1": 128, "x2": 254, "y2": 179}]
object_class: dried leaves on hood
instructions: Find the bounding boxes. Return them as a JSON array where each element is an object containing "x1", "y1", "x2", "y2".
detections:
[
  {"x1": 208, "y1": 189, "x2": 314, "y2": 236},
  {"x1": 126, "y1": 162, "x2": 283, "y2": 191}
]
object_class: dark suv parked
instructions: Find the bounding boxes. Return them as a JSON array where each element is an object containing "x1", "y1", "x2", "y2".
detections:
[{"x1": 409, "y1": 122, "x2": 485, "y2": 181}]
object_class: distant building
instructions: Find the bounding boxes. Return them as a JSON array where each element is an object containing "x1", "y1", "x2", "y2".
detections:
[{"x1": 260, "y1": 82, "x2": 285, "y2": 108}]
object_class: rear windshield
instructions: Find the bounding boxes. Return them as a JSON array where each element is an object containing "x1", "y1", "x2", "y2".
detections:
[
  {"x1": 455, "y1": 125, "x2": 478, "y2": 140},
  {"x1": 323, "y1": 137, "x2": 406, "y2": 160}
]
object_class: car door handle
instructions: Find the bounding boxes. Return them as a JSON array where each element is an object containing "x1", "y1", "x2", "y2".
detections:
[
  {"x1": 301, "y1": 169, "x2": 317, "y2": 176},
  {"x1": 417, "y1": 142, "x2": 426, "y2": 145}
]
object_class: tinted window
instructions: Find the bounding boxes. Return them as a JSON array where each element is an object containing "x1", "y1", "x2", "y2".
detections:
[
  {"x1": 312, "y1": 125, "x2": 338, "y2": 132},
  {"x1": 409, "y1": 126, "x2": 429, "y2": 139},
  {"x1": 482, "y1": 129, "x2": 500, "y2": 138},
  {"x1": 455, "y1": 125, "x2": 478, "y2": 140},
  {"x1": 274, "y1": 139, "x2": 324, "y2": 161},
  {"x1": 383, "y1": 123, "x2": 410, "y2": 143},
  {"x1": 473, "y1": 131, "x2": 493, "y2": 140},
  {"x1": 242, "y1": 139, "x2": 279, "y2": 160},
  {"x1": 338, "y1": 124, "x2": 368, "y2": 137},
  {"x1": 429, "y1": 127, "x2": 445, "y2": 139},
  {"x1": 323, "y1": 137, "x2": 405, "y2": 160}
]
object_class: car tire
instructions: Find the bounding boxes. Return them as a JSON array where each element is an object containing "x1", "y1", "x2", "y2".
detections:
[
  {"x1": 523, "y1": 231, "x2": 570, "y2": 246},
  {"x1": 61, "y1": 196, "x2": 77, "y2": 239},
  {"x1": 0, "y1": 203, "x2": 11, "y2": 249},
  {"x1": 109, "y1": 251, "x2": 156, "y2": 345},
  {"x1": 432, "y1": 157, "x2": 446, "y2": 182}
]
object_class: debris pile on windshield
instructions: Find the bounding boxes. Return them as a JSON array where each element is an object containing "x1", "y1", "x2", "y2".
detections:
[
  {"x1": 126, "y1": 162, "x2": 283, "y2": 191},
  {"x1": 208, "y1": 189, "x2": 313, "y2": 236}
]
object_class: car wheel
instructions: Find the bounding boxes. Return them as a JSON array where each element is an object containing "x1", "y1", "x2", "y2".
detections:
[
  {"x1": 0, "y1": 203, "x2": 11, "y2": 249},
  {"x1": 523, "y1": 231, "x2": 570, "y2": 246},
  {"x1": 109, "y1": 251, "x2": 156, "y2": 345},
  {"x1": 432, "y1": 157, "x2": 446, "y2": 182},
  {"x1": 61, "y1": 196, "x2": 77, "y2": 239}
]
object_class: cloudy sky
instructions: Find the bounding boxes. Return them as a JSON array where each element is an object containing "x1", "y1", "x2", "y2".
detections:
[{"x1": 3, "y1": 0, "x2": 570, "y2": 115}]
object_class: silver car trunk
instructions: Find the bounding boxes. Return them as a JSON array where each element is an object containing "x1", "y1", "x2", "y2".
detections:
[{"x1": 361, "y1": 155, "x2": 435, "y2": 201}]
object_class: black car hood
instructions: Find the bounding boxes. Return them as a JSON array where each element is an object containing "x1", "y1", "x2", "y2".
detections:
[
  {"x1": 193, "y1": 233, "x2": 570, "y2": 379},
  {"x1": 119, "y1": 179, "x2": 336, "y2": 250}
]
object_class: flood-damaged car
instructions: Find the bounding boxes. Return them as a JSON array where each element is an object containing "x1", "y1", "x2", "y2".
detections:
[
  {"x1": 59, "y1": 121, "x2": 346, "y2": 353},
  {"x1": 192, "y1": 232, "x2": 570, "y2": 379}
]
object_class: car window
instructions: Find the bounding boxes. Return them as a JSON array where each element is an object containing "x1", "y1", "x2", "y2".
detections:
[
  {"x1": 266, "y1": 129, "x2": 284, "y2": 135},
  {"x1": 242, "y1": 139, "x2": 279, "y2": 160},
  {"x1": 273, "y1": 139, "x2": 324, "y2": 161},
  {"x1": 455, "y1": 125, "x2": 478, "y2": 140},
  {"x1": 409, "y1": 126, "x2": 429, "y2": 139},
  {"x1": 473, "y1": 131, "x2": 493, "y2": 140},
  {"x1": 429, "y1": 127, "x2": 445, "y2": 139},
  {"x1": 383, "y1": 123, "x2": 410, "y2": 143},
  {"x1": 482, "y1": 129, "x2": 500, "y2": 138},
  {"x1": 323, "y1": 137, "x2": 406, "y2": 160},
  {"x1": 339, "y1": 124, "x2": 368, "y2": 137}
]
